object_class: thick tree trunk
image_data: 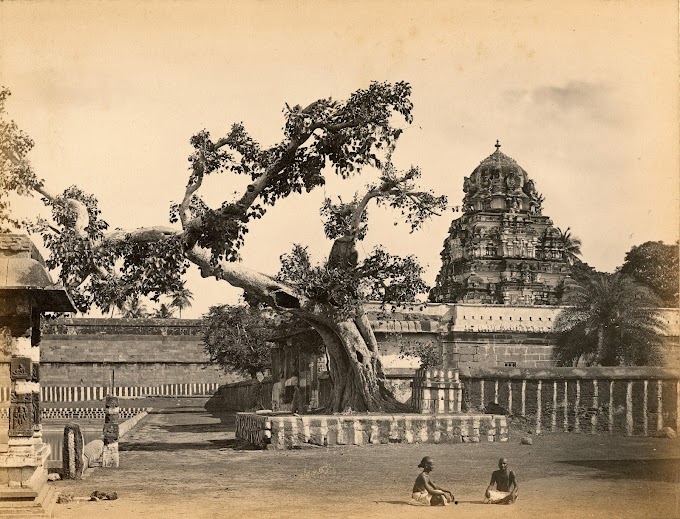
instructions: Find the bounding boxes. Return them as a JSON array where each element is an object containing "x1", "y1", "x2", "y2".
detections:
[
  {"x1": 595, "y1": 325, "x2": 605, "y2": 365},
  {"x1": 310, "y1": 317, "x2": 408, "y2": 413},
  {"x1": 186, "y1": 246, "x2": 406, "y2": 412}
]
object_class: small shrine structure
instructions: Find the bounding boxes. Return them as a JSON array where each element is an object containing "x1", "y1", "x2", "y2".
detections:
[{"x1": 0, "y1": 234, "x2": 76, "y2": 513}]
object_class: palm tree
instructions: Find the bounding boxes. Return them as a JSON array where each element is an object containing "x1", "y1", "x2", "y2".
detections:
[
  {"x1": 122, "y1": 297, "x2": 149, "y2": 318},
  {"x1": 556, "y1": 227, "x2": 582, "y2": 265},
  {"x1": 553, "y1": 272, "x2": 666, "y2": 366},
  {"x1": 102, "y1": 296, "x2": 126, "y2": 318},
  {"x1": 170, "y1": 287, "x2": 193, "y2": 318},
  {"x1": 152, "y1": 303, "x2": 174, "y2": 319}
]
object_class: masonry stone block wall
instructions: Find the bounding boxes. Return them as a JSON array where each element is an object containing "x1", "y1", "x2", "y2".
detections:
[
  {"x1": 438, "y1": 304, "x2": 679, "y2": 369},
  {"x1": 40, "y1": 318, "x2": 236, "y2": 401},
  {"x1": 442, "y1": 332, "x2": 555, "y2": 369},
  {"x1": 36, "y1": 304, "x2": 680, "y2": 405}
]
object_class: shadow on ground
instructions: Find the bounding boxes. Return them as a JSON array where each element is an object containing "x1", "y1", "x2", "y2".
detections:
[
  {"x1": 148, "y1": 408, "x2": 208, "y2": 415},
  {"x1": 374, "y1": 500, "x2": 486, "y2": 506},
  {"x1": 119, "y1": 438, "x2": 261, "y2": 452},
  {"x1": 158, "y1": 422, "x2": 233, "y2": 434},
  {"x1": 559, "y1": 458, "x2": 680, "y2": 483}
]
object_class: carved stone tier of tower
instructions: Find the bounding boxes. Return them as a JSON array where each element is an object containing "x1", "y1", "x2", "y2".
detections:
[{"x1": 430, "y1": 143, "x2": 572, "y2": 305}]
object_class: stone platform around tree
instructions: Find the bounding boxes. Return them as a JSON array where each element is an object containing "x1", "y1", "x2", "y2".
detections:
[{"x1": 236, "y1": 412, "x2": 508, "y2": 449}]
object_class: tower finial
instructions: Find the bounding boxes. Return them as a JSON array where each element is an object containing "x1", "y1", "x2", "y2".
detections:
[{"x1": 495, "y1": 139, "x2": 501, "y2": 150}]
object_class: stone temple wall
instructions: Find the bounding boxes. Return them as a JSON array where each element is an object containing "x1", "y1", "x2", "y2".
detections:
[
  {"x1": 37, "y1": 307, "x2": 680, "y2": 403},
  {"x1": 40, "y1": 318, "x2": 235, "y2": 401}
]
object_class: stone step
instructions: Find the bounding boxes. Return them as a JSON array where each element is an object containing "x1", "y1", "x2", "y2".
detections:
[
  {"x1": 36, "y1": 485, "x2": 58, "y2": 518},
  {"x1": 0, "y1": 489, "x2": 39, "y2": 501},
  {"x1": 0, "y1": 511, "x2": 46, "y2": 517},
  {"x1": 0, "y1": 485, "x2": 58, "y2": 517}
]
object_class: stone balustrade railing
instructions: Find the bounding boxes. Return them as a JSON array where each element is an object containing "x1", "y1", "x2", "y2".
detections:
[{"x1": 461, "y1": 367, "x2": 680, "y2": 436}]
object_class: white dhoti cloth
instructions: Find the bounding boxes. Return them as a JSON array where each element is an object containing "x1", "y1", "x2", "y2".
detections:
[
  {"x1": 411, "y1": 491, "x2": 432, "y2": 506},
  {"x1": 485, "y1": 489, "x2": 515, "y2": 504}
]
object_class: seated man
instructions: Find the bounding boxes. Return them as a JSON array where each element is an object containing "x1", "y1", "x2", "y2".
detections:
[
  {"x1": 485, "y1": 457, "x2": 518, "y2": 504},
  {"x1": 411, "y1": 456, "x2": 455, "y2": 506}
]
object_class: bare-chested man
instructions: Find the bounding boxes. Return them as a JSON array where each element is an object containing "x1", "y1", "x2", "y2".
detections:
[
  {"x1": 411, "y1": 456, "x2": 455, "y2": 506},
  {"x1": 485, "y1": 457, "x2": 518, "y2": 504}
]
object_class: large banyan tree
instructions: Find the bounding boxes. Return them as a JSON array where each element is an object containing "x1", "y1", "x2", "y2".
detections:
[{"x1": 0, "y1": 82, "x2": 446, "y2": 412}]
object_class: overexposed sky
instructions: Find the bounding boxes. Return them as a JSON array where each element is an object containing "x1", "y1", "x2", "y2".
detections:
[{"x1": 1, "y1": 0, "x2": 678, "y2": 317}]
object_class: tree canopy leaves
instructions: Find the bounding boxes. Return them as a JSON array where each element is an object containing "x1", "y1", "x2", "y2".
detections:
[
  {"x1": 619, "y1": 240, "x2": 679, "y2": 308},
  {"x1": 553, "y1": 272, "x2": 666, "y2": 366},
  {"x1": 203, "y1": 304, "x2": 275, "y2": 379}
]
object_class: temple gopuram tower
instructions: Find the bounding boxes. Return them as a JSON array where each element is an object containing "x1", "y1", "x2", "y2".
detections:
[{"x1": 430, "y1": 142, "x2": 572, "y2": 305}]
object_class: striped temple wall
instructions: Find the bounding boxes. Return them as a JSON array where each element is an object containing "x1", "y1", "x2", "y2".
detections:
[
  {"x1": 40, "y1": 382, "x2": 222, "y2": 402},
  {"x1": 0, "y1": 406, "x2": 150, "y2": 420},
  {"x1": 236, "y1": 412, "x2": 508, "y2": 449},
  {"x1": 0, "y1": 382, "x2": 221, "y2": 404},
  {"x1": 42, "y1": 407, "x2": 150, "y2": 420},
  {"x1": 462, "y1": 367, "x2": 680, "y2": 436}
]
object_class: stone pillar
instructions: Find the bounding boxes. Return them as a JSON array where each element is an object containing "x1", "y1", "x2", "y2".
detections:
[
  {"x1": 102, "y1": 395, "x2": 120, "y2": 468},
  {"x1": 0, "y1": 294, "x2": 49, "y2": 492},
  {"x1": 0, "y1": 234, "x2": 76, "y2": 507}
]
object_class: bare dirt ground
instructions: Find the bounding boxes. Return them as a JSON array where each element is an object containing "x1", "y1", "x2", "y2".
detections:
[{"x1": 50, "y1": 397, "x2": 680, "y2": 519}]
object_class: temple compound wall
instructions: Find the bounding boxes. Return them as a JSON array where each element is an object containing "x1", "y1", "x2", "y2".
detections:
[
  {"x1": 38, "y1": 303, "x2": 679, "y2": 404},
  {"x1": 40, "y1": 318, "x2": 235, "y2": 401},
  {"x1": 368, "y1": 303, "x2": 680, "y2": 371}
]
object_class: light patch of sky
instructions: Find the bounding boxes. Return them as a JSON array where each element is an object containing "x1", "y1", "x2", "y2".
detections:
[{"x1": 1, "y1": 0, "x2": 677, "y2": 318}]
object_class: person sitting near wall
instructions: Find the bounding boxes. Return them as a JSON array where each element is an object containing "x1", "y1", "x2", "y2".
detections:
[
  {"x1": 484, "y1": 457, "x2": 518, "y2": 504},
  {"x1": 411, "y1": 456, "x2": 455, "y2": 506}
]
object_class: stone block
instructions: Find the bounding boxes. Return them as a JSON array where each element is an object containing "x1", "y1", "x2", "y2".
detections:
[
  {"x1": 9, "y1": 393, "x2": 33, "y2": 437},
  {"x1": 7, "y1": 467, "x2": 22, "y2": 487},
  {"x1": 10, "y1": 358, "x2": 31, "y2": 380},
  {"x1": 103, "y1": 423, "x2": 119, "y2": 443},
  {"x1": 353, "y1": 430, "x2": 369, "y2": 445},
  {"x1": 62, "y1": 423, "x2": 84, "y2": 479},
  {"x1": 308, "y1": 432, "x2": 325, "y2": 446},
  {"x1": 325, "y1": 428, "x2": 338, "y2": 446}
]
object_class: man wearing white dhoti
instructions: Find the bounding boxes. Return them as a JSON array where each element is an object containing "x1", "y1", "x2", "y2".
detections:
[{"x1": 484, "y1": 457, "x2": 518, "y2": 504}]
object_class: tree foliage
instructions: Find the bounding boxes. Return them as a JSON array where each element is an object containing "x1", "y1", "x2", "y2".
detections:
[
  {"x1": 276, "y1": 243, "x2": 429, "y2": 321},
  {"x1": 203, "y1": 304, "x2": 324, "y2": 379},
  {"x1": 555, "y1": 227, "x2": 582, "y2": 266},
  {"x1": 553, "y1": 272, "x2": 666, "y2": 366},
  {"x1": 1, "y1": 81, "x2": 446, "y2": 412},
  {"x1": 397, "y1": 336, "x2": 440, "y2": 369},
  {"x1": 0, "y1": 88, "x2": 44, "y2": 230},
  {"x1": 178, "y1": 81, "x2": 417, "y2": 264},
  {"x1": 619, "y1": 241, "x2": 679, "y2": 308},
  {"x1": 152, "y1": 303, "x2": 174, "y2": 319},
  {"x1": 169, "y1": 287, "x2": 194, "y2": 318},
  {"x1": 121, "y1": 297, "x2": 149, "y2": 318},
  {"x1": 203, "y1": 304, "x2": 275, "y2": 379}
]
